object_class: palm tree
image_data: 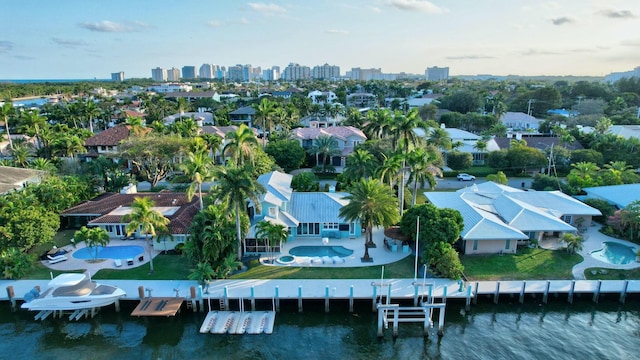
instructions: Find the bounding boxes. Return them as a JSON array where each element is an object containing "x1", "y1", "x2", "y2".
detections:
[
  {"x1": 83, "y1": 99, "x2": 101, "y2": 133},
  {"x1": 253, "y1": 98, "x2": 277, "y2": 148},
  {"x1": 308, "y1": 134, "x2": 340, "y2": 171},
  {"x1": 74, "y1": 226, "x2": 110, "y2": 261},
  {"x1": 20, "y1": 110, "x2": 47, "y2": 150},
  {"x1": 255, "y1": 220, "x2": 289, "y2": 263},
  {"x1": 199, "y1": 133, "x2": 223, "y2": 160},
  {"x1": 52, "y1": 135, "x2": 86, "y2": 159},
  {"x1": 29, "y1": 158, "x2": 57, "y2": 173},
  {"x1": 123, "y1": 197, "x2": 170, "y2": 273},
  {"x1": 339, "y1": 179, "x2": 400, "y2": 262},
  {"x1": 620, "y1": 200, "x2": 640, "y2": 242},
  {"x1": 180, "y1": 151, "x2": 215, "y2": 210},
  {"x1": 363, "y1": 109, "x2": 392, "y2": 140},
  {"x1": 223, "y1": 124, "x2": 259, "y2": 166},
  {"x1": 210, "y1": 165, "x2": 266, "y2": 261},
  {"x1": 342, "y1": 149, "x2": 377, "y2": 184},
  {"x1": 427, "y1": 127, "x2": 452, "y2": 151},
  {"x1": 562, "y1": 233, "x2": 584, "y2": 255},
  {"x1": 10, "y1": 142, "x2": 34, "y2": 167},
  {"x1": 376, "y1": 153, "x2": 403, "y2": 190},
  {"x1": 0, "y1": 101, "x2": 15, "y2": 151},
  {"x1": 407, "y1": 146, "x2": 443, "y2": 205},
  {"x1": 188, "y1": 261, "x2": 216, "y2": 286},
  {"x1": 124, "y1": 115, "x2": 145, "y2": 136}
]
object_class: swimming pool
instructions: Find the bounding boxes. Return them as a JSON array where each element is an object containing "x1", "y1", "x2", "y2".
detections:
[
  {"x1": 289, "y1": 246, "x2": 353, "y2": 257},
  {"x1": 590, "y1": 242, "x2": 637, "y2": 265},
  {"x1": 72, "y1": 246, "x2": 144, "y2": 260}
]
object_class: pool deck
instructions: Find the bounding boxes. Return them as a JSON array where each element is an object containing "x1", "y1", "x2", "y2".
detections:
[
  {"x1": 570, "y1": 223, "x2": 640, "y2": 279},
  {"x1": 43, "y1": 239, "x2": 156, "y2": 276},
  {"x1": 259, "y1": 227, "x2": 411, "y2": 268}
]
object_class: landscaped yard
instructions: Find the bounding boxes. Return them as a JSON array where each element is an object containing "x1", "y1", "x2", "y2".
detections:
[
  {"x1": 92, "y1": 253, "x2": 192, "y2": 280},
  {"x1": 584, "y1": 267, "x2": 640, "y2": 280},
  {"x1": 461, "y1": 247, "x2": 583, "y2": 281},
  {"x1": 231, "y1": 256, "x2": 415, "y2": 279}
]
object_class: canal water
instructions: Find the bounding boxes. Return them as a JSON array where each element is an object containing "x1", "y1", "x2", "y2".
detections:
[{"x1": 1, "y1": 297, "x2": 639, "y2": 360}]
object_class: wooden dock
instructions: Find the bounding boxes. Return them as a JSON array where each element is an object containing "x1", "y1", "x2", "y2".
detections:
[{"x1": 131, "y1": 297, "x2": 184, "y2": 317}]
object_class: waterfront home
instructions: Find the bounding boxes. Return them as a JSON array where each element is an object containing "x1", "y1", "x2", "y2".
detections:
[
  {"x1": 425, "y1": 182, "x2": 601, "y2": 254},
  {"x1": 228, "y1": 106, "x2": 256, "y2": 128},
  {"x1": 61, "y1": 184, "x2": 199, "y2": 251},
  {"x1": 414, "y1": 126, "x2": 500, "y2": 166},
  {"x1": 244, "y1": 171, "x2": 362, "y2": 255}
]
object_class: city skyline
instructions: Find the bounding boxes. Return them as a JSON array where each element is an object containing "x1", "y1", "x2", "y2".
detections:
[{"x1": 1, "y1": 0, "x2": 639, "y2": 79}]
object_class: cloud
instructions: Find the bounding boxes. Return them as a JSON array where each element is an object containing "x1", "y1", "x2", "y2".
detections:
[
  {"x1": 13, "y1": 55, "x2": 34, "y2": 60},
  {"x1": 0, "y1": 40, "x2": 14, "y2": 53},
  {"x1": 240, "y1": 17, "x2": 250, "y2": 25},
  {"x1": 52, "y1": 37, "x2": 88, "y2": 47},
  {"x1": 445, "y1": 54, "x2": 494, "y2": 60},
  {"x1": 523, "y1": 49, "x2": 562, "y2": 56},
  {"x1": 597, "y1": 9, "x2": 635, "y2": 19},
  {"x1": 621, "y1": 38, "x2": 640, "y2": 47},
  {"x1": 207, "y1": 20, "x2": 222, "y2": 28},
  {"x1": 388, "y1": 0, "x2": 447, "y2": 14},
  {"x1": 326, "y1": 29, "x2": 349, "y2": 35},
  {"x1": 551, "y1": 17, "x2": 574, "y2": 25},
  {"x1": 79, "y1": 20, "x2": 147, "y2": 32},
  {"x1": 371, "y1": 7, "x2": 382, "y2": 13},
  {"x1": 247, "y1": 2, "x2": 287, "y2": 16}
]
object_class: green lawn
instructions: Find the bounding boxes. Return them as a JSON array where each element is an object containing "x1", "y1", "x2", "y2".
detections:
[
  {"x1": 231, "y1": 256, "x2": 416, "y2": 279},
  {"x1": 584, "y1": 267, "x2": 640, "y2": 280},
  {"x1": 92, "y1": 253, "x2": 192, "y2": 280},
  {"x1": 461, "y1": 247, "x2": 583, "y2": 281}
]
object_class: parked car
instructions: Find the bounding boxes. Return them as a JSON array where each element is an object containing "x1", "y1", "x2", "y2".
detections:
[{"x1": 457, "y1": 173, "x2": 476, "y2": 181}]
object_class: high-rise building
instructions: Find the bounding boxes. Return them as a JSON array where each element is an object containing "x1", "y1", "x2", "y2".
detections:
[
  {"x1": 349, "y1": 67, "x2": 382, "y2": 81},
  {"x1": 167, "y1": 67, "x2": 181, "y2": 81},
  {"x1": 227, "y1": 64, "x2": 244, "y2": 82},
  {"x1": 111, "y1": 71, "x2": 124, "y2": 82},
  {"x1": 182, "y1": 66, "x2": 196, "y2": 79},
  {"x1": 425, "y1": 66, "x2": 449, "y2": 81},
  {"x1": 242, "y1": 64, "x2": 253, "y2": 82},
  {"x1": 216, "y1": 66, "x2": 226, "y2": 80},
  {"x1": 151, "y1": 67, "x2": 167, "y2": 82},
  {"x1": 282, "y1": 63, "x2": 311, "y2": 81},
  {"x1": 272, "y1": 66, "x2": 280, "y2": 80},
  {"x1": 199, "y1": 64, "x2": 214, "y2": 79},
  {"x1": 312, "y1": 63, "x2": 340, "y2": 79}
]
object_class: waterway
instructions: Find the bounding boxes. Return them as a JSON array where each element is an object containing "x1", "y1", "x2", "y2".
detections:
[{"x1": 1, "y1": 298, "x2": 638, "y2": 360}]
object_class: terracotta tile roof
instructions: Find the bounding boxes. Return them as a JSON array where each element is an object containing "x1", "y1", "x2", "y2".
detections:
[
  {"x1": 84, "y1": 125, "x2": 150, "y2": 146},
  {"x1": 62, "y1": 192, "x2": 200, "y2": 235},
  {"x1": 123, "y1": 109, "x2": 146, "y2": 118}
]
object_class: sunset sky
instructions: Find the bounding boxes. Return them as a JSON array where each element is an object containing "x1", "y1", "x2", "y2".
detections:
[{"x1": 1, "y1": 0, "x2": 639, "y2": 79}]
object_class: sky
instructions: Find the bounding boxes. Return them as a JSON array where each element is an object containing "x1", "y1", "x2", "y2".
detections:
[{"x1": 1, "y1": 0, "x2": 639, "y2": 79}]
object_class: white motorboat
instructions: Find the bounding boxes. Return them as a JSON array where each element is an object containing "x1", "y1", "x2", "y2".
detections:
[{"x1": 21, "y1": 272, "x2": 126, "y2": 311}]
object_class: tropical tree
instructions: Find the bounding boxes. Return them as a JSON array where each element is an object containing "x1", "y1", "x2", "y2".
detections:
[
  {"x1": 308, "y1": 134, "x2": 340, "y2": 172},
  {"x1": 73, "y1": 226, "x2": 110, "y2": 261},
  {"x1": 255, "y1": 220, "x2": 289, "y2": 263},
  {"x1": 486, "y1": 171, "x2": 508, "y2": 185},
  {"x1": 223, "y1": 124, "x2": 259, "y2": 166},
  {"x1": 342, "y1": 149, "x2": 378, "y2": 184},
  {"x1": 427, "y1": 127, "x2": 452, "y2": 151},
  {"x1": 9, "y1": 142, "x2": 34, "y2": 167},
  {"x1": 179, "y1": 151, "x2": 215, "y2": 210},
  {"x1": 52, "y1": 135, "x2": 86, "y2": 159},
  {"x1": 562, "y1": 233, "x2": 584, "y2": 255},
  {"x1": 188, "y1": 261, "x2": 216, "y2": 286},
  {"x1": 375, "y1": 153, "x2": 404, "y2": 190},
  {"x1": 620, "y1": 200, "x2": 640, "y2": 242},
  {"x1": 0, "y1": 101, "x2": 15, "y2": 150},
  {"x1": 253, "y1": 98, "x2": 277, "y2": 148},
  {"x1": 567, "y1": 162, "x2": 601, "y2": 191},
  {"x1": 339, "y1": 179, "x2": 400, "y2": 262},
  {"x1": 210, "y1": 165, "x2": 266, "y2": 261},
  {"x1": 406, "y1": 146, "x2": 442, "y2": 205},
  {"x1": 123, "y1": 197, "x2": 170, "y2": 273}
]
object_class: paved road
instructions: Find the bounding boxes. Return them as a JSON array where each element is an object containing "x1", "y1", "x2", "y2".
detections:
[{"x1": 435, "y1": 177, "x2": 533, "y2": 191}]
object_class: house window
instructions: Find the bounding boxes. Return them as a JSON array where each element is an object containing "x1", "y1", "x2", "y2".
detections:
[
  {"x1": 105, "y1": 225, "x2": 113, "y2": 233},
  {"x1": 561, "y1": 215, "x2": 573, "y2": 224},
  {"x1": 473, "y1": 240, "x2": 478, "y2": 251},
  {"x1": 323, "y1": 223, "x2": 338, "y2": 230},
  {"x1": 269, "y1": 207, "x2": 276, "y2": 216},
  {"x1": 505, "y1": 240, "x2": 511, "y2": 250}
]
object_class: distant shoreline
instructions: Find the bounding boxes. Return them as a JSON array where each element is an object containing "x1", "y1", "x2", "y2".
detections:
[{"x1": 1, "y1": 79, "x2": 110, "y2": 84}]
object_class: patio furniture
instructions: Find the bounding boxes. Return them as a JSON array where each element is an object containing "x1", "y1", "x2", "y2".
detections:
[
  {"x1": 126, "y1": 258, "x2": 134, "y2": 266},
  {"x1": 47, "y1": 255, "x2": 68, "y2": 264},
  {"x1": 114, "y1": 259, "x2": 122, "y2": 267}
]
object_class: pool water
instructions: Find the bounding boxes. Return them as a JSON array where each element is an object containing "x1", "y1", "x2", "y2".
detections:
[
  {"x1": 590, "y1": 242, "x2": 637, "y2": 265},
  {"x1": 289, "y1": 246, "x2": 353, "y2": 257},
  {"x1": 72, "y1": 245, "x2": 144, "y2": 260}
]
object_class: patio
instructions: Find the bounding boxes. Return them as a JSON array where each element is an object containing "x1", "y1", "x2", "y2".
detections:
[
  {"x1": 259, "y1": 226, "x2": 412, "y2": 268},
  {"x1": 42, "y1": 238, "x2": 156, "y2": 276}
]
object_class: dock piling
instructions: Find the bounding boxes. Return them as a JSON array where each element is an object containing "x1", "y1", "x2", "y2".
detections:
[
  {"x1": 6, "y1": 286, "x2": 16, "y2": 311},
  {"x1": 324, "y1": 286, "x2": 330, "y2": 313},
  {"x1": 437, "y1": 306, "x2": 445, "y2": 337},
  {"x1": 543, "y1": 280, "x2": 551, "y2": 304},
  {"x1": 568, "y1": 280, "x2": 575, "y2": 304},
  {"x1": 465, "y1": 284, "x2": 472, "y2": 311},
  {"x1": 349, "y1": 285, "x2": 354, "y2": 313},
  {"x1": 189, "y1": 286, "x2": 198, "y2": 312},
  {"x1": 473, "y1": 282, "x2": 478, "y2": 304},
  {"x1": 275, "y1": 286, "x2": 280, "y2": 312},
  {"x1": 593, "y1": 280, "x2": 601, "y2": 303},
  {"x1": 519, "y1": 281, "x2": 526, "y2": 304},
  {"x1": 620, "y1": 280, "x2": 629, "y2": 304},
  {"x1": 223, "y1": 286, "x2": 229, "y2": 310},
  {"x1": 494, "y1": 282, "x2": 500, "y2": 304},
  {"x1": 250, "y1": 286, "x2": 256, "y2": 311},
  {"x1": 297, "y1": 286, "x2": 303, "y2": 313},
  {"x1": 371, "y1": 284, "x2": 377, "y2": 312}
]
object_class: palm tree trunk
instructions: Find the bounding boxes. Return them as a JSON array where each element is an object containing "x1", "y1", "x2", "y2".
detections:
[
  {"x1": 146, "y1": 234, "x2": 155, "y2": 272},
  {"x1": 198, "y1": 183, "x2": 203, "y2": 210},
  {"x1": 3, "y1": 121, "x2": 12, "y2": 150},
  {"x1": 412, "y1": 182, "x2": 418, "y2": 206},
  {"x1": 399, "y1": 160, "x2": 406, "y2": 216},
  {"x1": 235, "y1": 203, "x2": 243, "y2": 261}
]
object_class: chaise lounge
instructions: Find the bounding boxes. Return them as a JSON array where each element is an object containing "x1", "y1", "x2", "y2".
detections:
[{"x1": 47, "y1": 254, "x2": 68, "y2": 264}]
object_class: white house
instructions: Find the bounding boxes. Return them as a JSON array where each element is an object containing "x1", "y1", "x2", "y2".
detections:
[
  {"x1": 500, "y1": 112, "x2": 542, "y2": 132},
  {"x1": 308, "y1": 90, "x2": 338, "y2": 104},
  {"x1": 425, "y1": 182, "x2": 601, "y2": 254}
]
